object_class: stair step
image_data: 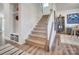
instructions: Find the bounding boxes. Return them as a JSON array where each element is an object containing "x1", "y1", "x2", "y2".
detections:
[
  {"x1": 26, "y1": 39, "x2": 46, "y2": 48},
  {"x1": 38, "y1": 22, "x2": 48, "y2": 25},
  {"x1": 29, "y1": 37, "x2": 47, "y2": 42},
  {"x1": 36, "y1": 24, "x2": 47, "y2": 27},
  {"x1": 34, "y1": 27, "x2": 46, "y2": 31},
  {"x1": 32, "y1": 32, "x2": 46, "y2": 35},
  {"x1": 35, "y1": 26, "x2": 46, "y2": 30},
  {"x1": 28, "y1": 36, "x2": 47, "y2": 43},
  {"x1": 38, "y1": 20, "x2": 48, "y2": 23},
  {"x1": 26, "y1": 39, "x2": 46, "y2": 45},
  {"x1": 33, "y1": 29, "x2": 46, "y2": 32},
  {"x1": 30, "y1": 33, "x2": 46, "y2": 39},
  {"x1": 32, "y1": 30, "x2": 46, "y2": 34}
]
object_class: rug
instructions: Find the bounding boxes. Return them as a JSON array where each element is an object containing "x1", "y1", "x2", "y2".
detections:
[{"x1": 60, "y1": 34, "x2": 79, "y2": 46}]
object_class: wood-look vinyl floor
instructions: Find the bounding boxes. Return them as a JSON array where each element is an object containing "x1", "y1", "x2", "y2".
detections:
[
  {"x1": 5, "y1": 34, "x2": 79, "y2": 55},
  {"x1": 53, "y1": 34, "x2": 79, "y2": 55},
  {"x1": 0, "y1": 44, "x2": 29, "y2": 55}
]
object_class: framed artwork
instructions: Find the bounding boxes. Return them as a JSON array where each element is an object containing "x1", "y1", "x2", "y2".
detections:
[{"x1": 67, "y1": 13, "x2": 79, "y2": 24}]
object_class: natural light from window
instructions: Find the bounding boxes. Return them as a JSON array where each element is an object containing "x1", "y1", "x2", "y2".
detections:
[{"x1": 43, "y1": 3, "x2": 49, "y2": 7}]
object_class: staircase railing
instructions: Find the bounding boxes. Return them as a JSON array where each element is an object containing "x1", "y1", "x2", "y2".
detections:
[{"x1": 47, "y1": 9, "x2": 56, "y2": 51}]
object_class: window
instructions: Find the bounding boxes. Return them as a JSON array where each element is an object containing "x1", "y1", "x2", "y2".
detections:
[{"x1": 43, "y1": 3, "x2": 49, "y2": 8}]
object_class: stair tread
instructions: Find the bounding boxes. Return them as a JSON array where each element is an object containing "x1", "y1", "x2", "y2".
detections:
[
  {"x1": 32, "y1": 30, "x2": 46, "y2": 34},
  {"x1": 26, "y1": 40, "x2": 45, "y2": 48},
  {"x1": 26, "y1": 39, "x2": 46, "y2": 45},
  {"x1": 36, "y1": 24, "x2": 47, "y2": 26},
  {"x1": 30, "y1": 33, "x2": 46, "y2": 39},
  {"x1": 35, "y1": 26, "x2": 46, "y2": 28},
  {"x1": 35, "y1": 27, "x2": 46, "y2": 30},
  {"x1": 38, "y1": 23, "x2": 48, "y2": 25},
  {"x1": 33, "y1": 30, "x2": 46, "y2": 33},
  {"x1": 34, "y1": 28, "x2": 46, "y2": 30},
  {"x1": 36, "y1": 26, "x2": 46, "y2": 28},
  {"x1": 29, "y1": 36, "x2": 47, "y2": 40},
  {"x1": 29, "y1": 37, "x2": 46, "y2": 41}
]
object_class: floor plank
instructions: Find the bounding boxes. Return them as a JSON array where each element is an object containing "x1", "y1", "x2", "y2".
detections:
[
  {"x1": 26, "y1": 46, "x2": 36, "y2": 53},
  {"x1": 0, "y1": 46, "x2": 14, "y2": 55},
  {"x1": 21, "y1": 52, "x2": 29, "y2": 55},
  {"x1": 21, "y1": 45, "x2": 31, "y2": 51},
  {"x1": 67, "y1": 45, "x2": 75, "y2": 55},
  {"x1": 0, "y1": 44, "x2": 11, "y2": 51},
  {"x1": 4, "y1": 34, "x2": 79, "y2": 55},
  {"x1": 3, "y1": 48, "x2": 19, "y2": 55},
  {"x1": 35, "y1": 48, "x2": 42, "y2": 55},
  {"x1": 30, "y1": 47, "x2": 39, "y2": 55},
  {"x1": 13, "y1": 50, "x2": 24, "y2": 55},
  {"x1": 63, "y1": 45, "x2": 70, "y2": 55}
]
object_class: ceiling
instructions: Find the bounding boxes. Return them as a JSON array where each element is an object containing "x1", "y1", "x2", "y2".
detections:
[{"x1": 55, "y1": 3, "x2": 79, "y2": 11}]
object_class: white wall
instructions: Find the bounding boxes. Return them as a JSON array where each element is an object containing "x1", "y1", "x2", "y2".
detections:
[
  {"x1": 0, "y1": 4, "x2": 6, "y2": 46},
  {"x1": 43, "y1": 3, "x2": 53, "y2": 15},
  {"x1": 9, "y1": 4, "x2": 19, "y2": 34},
  {"x1": 57, "y1": 9, "x2": 79, "y2": 28},
  {"x1": 3, "y1": 4, "x2": 14, "y2": 39},
  {"x1": 0, "y1": 3, "x2": 14, "y2": 40},
  {"x1": 18, "y1": 3, "x2": 42, "y2": 44},
  {"x1": 0, "y1": 3, "x2": 14, "y2": 45},
  {"x1": 0, "y1": 14, "x2": 5, "y2": 46}
]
